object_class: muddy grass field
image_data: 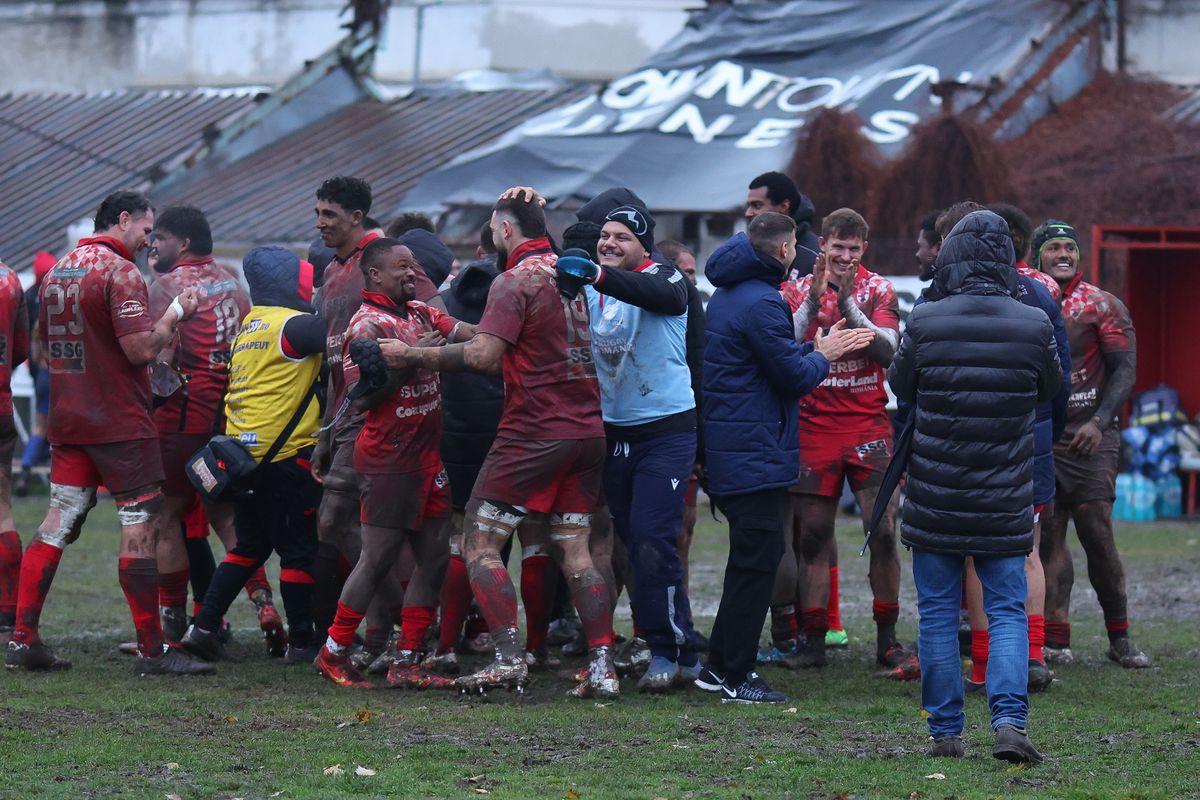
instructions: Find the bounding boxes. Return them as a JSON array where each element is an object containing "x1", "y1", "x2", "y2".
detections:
[{"x1": 1, "y1": 496, "x2": 1198, "y2": 799}]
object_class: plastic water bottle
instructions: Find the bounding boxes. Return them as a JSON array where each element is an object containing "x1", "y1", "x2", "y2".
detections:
[
  {"x1": 1131, "y1": 473, "x2": 1157, "y2": 522},
  {"x1": 1113, "y1": 473, "x2": 1133, "y2": 521},
  {"x1": 1156, "y1": 473, "x2": 1183, "y2": 518}
]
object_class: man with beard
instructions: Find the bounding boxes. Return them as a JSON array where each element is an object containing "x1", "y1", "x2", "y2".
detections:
[
  {"x1": 779, "y1": 209, "x2": 915, "y2": 678},
  {"x1": 916, "y1": 210, "x2": 942, "y2": 281},
  {"x1": 379, "y1": 192, "x2": 617, "y2": 699},
  {"x1": 9, "y1": 190, "x2": 210, "y2": 675},
  {"x1": 315, "y1": 238, "x2": 474, "y2": 689},
  {"x1": 1034, "y1": 220, "x2": 1149, "y2": 669},
  {"x1": 559, "y1": 205, "x2": 702, "y2": 693},
  {"x1": 146, "y1": 206, "x2": 285, "y2": 653}
]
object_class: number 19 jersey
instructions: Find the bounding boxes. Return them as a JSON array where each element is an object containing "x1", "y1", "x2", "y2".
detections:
[{"x1": 40, "y1": 236, "x2": 157, "y2": 445}]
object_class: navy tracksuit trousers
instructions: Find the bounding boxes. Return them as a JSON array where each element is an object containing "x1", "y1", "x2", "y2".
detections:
[{"x1": 603, "y1": 430, "x2": 699, "y2": 663}]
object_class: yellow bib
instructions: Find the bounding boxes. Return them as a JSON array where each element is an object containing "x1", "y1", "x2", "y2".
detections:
[{"x1": 224, "y1": 306, "x2": 321, "y2": 463}]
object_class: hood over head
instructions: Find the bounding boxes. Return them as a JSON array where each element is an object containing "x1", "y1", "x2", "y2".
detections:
[
  {"x1": 450, "y1": 256, "x2": 499, "y2": 305},
  {"x1": 929, "y1": 210, "x2": 1017, "y2": 300},
  {"x1": 398, "y1": 229, "x2": 454, "y2": 288},
  {"x1": 243, "y1": 245, "x2": 314, "y2": 312},
  {"x1": 577, "y1": 187, "x2": 647, "y2": 225},
  {"x1": 704, "y1": 231, "x2": 787, "y2": 288}
]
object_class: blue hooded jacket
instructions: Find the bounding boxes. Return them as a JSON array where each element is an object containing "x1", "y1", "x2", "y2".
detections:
[{"x1": 702, "y1": 232, "x2": 830, "y2": 496}]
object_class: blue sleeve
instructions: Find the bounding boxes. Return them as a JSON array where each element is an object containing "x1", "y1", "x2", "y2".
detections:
[{"x1": 744, "y1": 295, "x2": 829, "y2": 400}]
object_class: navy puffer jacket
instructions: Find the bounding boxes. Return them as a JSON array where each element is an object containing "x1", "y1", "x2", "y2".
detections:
[
  {"x1": 888, "y1": 211, "x2": 1061, "y2": 556},
  {"x1": 702, "y1": 232, "x2": 829, "y2": 497}
]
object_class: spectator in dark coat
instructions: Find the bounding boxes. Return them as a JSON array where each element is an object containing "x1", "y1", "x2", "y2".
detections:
[
  {"x1": 697, "y1": 212, "x2": 871, "y2": 704},
  {"x1": 888, "y1": 210, "x2": 1060, "y2": 763}
]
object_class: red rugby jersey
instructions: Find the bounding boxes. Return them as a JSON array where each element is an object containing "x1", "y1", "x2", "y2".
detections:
[
  {"x1": 1059, "y1": 273, "x2": 1135, "y2": 434},
  {"x1": 0, "y1": 263, "x2": 29, "y2": 416}
]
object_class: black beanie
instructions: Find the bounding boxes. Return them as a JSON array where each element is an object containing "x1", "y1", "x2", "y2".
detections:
[
  {"x1": 562, "y1": 221, "x2": 602, "y2": 261},
  {"x1": 604, "y1": 205, "x2": 656, "y2": 254},
  {"x1": 397, "y1": 229, "x2": 454, "y2": 288}
]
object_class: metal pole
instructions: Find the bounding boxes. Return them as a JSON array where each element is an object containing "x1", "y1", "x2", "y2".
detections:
[{"x1": 413, "y1": 2, "x2": 425, "y2": 86}]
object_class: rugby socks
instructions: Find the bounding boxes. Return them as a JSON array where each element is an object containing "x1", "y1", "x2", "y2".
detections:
[
  {"x1": 158, "y1": 569, "x2": 190, "y2": 610},
  {"x1": 363, "y1": 625, "x2": 389, "y2": 654},
  {"x1": 970, "y1": 628, "x2": 989, "y2": 684},
  {"x1": 1045, "y1": 620, "x2": 1070, "y2": 649},
  {"x1": 800, "y1": 607, "x2": 829, "y2": 643},
  {"x1": 467, "y1": 559, "x2": 523, "y2": 661},
  {"x1": 277, "y1": 568, "x2": 315, "y2": 648},
  {"x1": 244, "y1": 566, "x2": 272, "y2": 601},
  {"x1": 326, "y1": 601, "x2": 365, "y2": 652},
  {"x1": 567, "y1": 568, "x2": 614, "y2": 649},
  {"x1": 437, "y1": 554, "x2": 471, "y2": 653},
  {"x1": 873, "y1": 600, "x2": 900, "y2": 647},
  {"x1": 770, "y1": 603, "x2": 798, "y2": 645},
  {"x1": 11, "y1": 541, "x2": 63, "y2": 644},
  {"x1": 1028, "y1": 614, "x2": 1046, "y2": 663},
  {"x1": 1105, "y1": 617, "x2": 1130, "y2": 644},
  {"x1": 827, "y1": 566, "x2": 844, "y2": 633},
  {"x1": 520, "y1": 550, "x2": 552, "y2": 653},
  {"x1": 0, "y1": 529, "x2": 22, "y2": 625},
  {"x1": 119, "y1": 557, "x2": 164, "y2": 657},
  {"x1": 400, "y1": 605, "x2": 437, "y2": 651}
]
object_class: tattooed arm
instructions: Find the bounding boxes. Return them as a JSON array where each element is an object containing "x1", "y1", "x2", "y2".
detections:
[{"x1": 379, "y1": 333, "x2": 506, "y2": 376}]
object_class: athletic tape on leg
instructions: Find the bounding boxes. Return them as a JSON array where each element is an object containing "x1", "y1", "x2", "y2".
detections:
[
  {"x1": 116, "y1": 489, "x2": 163, "y2": 527},
  {"x1": 473, "y1": 501, "x2": 526, "y2": 539},
  {"x1": 549, "y1": 513, "x2": 590, "y2": 541},
  {"x1": 38, "y1": 484, "x2": 98, "y2": 549}
]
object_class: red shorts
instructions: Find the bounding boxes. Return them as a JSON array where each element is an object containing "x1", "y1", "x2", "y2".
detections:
[
  {"x1": 360, "y1": 468, "x2": 450, "y2": 530},
  {"x1": 184, "y1": 494, "x2": 210, "y2": 539},
  {"x1": 159, "y1": 433, "x2": 210, "y2": 498},
  {"x1": 794, "y1": 426, "x2": 892, "y2": 497},
  {"x1": 472, "y1": 436, "x2": 605, "y2": 515},
  {"x1": 50, "y1": 438, "x2": 165, "y2": 494}
]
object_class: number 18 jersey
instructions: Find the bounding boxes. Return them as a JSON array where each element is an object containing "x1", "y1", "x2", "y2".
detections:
[{"x1": 40, "y1": 236, "x2": 157, "y2": 445}]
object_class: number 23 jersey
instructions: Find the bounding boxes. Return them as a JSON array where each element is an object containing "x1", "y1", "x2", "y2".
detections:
[{"x1": 40, "y1": 236, "x2": 158, "y2": 445}]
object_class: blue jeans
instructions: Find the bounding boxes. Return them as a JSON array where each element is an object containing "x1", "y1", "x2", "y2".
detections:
[
  {"x1": 604, "y1": 431, "x2": 699, "y2": 663},
  {"x1": 912, "y1": 549, "x2": 1029, "y2": 737}
]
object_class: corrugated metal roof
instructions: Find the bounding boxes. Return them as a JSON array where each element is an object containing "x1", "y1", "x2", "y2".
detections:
[
  {"x1": 155, "y1": 86, "x2": 591, "y2": 247},
  {"x1": 0, "y1": 89, "x2": 259, "y2": 272},
  {"x1": 1164, "y1": 88, "x2": 1200, "y2": 125}
]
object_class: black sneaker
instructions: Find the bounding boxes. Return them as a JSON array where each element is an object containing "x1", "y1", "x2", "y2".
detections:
[
  {"x1": 5, "y1": 640, "x2": 71, "y2": 671},
  {"x1": 180, "y1": 624, "x2": 228, "y2": 662},
  {"x1": 694, "y1": 665, "x2": 725, "y2": 693},
  {"x1": 992, "y1": 724, "x2": 1044, "y2": 764},
  {"x1": 135, "y1": 644, "x2": 215, "y2": 676},
  {"x1": 721, "y1": 672, "x2": 787, "y2": 704}
]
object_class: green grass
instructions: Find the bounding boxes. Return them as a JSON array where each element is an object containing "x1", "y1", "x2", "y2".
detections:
[{"x1": 1, "y1": 495, "x2": 1198, "y2": 799}]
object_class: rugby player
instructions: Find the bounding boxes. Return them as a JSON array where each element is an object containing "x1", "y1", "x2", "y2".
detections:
[
  {"x1": 145, "y1": 206, "x2": 286, "y2": 653},
  {"x1": 0, "y1": 255, "x2": 28, "y2": 645},
  {"x1": 379, "y1": 191, "x2": 617, "y2": 698},
  {"x1": 8, "y1": 190, "x2": 211, "y2": 675},
  {"x1": 780, "y1": 208, "x2": 917, "y2": 677},
  {"x1": 1034, "y1": 220, "x2": 1150, "y2": 668},
  {"x1": 314, "y1": 238, "x2": 474, "y2": 689}
]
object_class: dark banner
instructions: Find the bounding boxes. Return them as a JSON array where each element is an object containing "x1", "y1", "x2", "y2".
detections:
[{"x1": 404, "y1": 0, "x2": 1084, "y2": 213}]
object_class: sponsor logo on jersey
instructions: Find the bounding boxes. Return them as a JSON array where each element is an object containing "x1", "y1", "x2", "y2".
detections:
[
  {"x1": 48, "y1": 340, "x2": 85, "y2": 373},
  {"x1": 239, "y1": 432, "x2": 259, "y2": 445},
  {"x1": 118, "y1": 299, "x2": 146, "y2": 319}
]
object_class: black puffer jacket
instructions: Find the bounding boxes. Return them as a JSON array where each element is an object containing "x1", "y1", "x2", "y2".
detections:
[
  {"x1": 887, "y1": 211, "x2": 1061, "y2": 557},
  {"x1": 439, "y1": 257, "x2": 504, "y2": 509}
]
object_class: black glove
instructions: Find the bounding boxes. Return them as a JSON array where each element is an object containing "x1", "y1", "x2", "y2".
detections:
[{"x1": 555, "y1": 248, "x2": 601, "y2": 300}]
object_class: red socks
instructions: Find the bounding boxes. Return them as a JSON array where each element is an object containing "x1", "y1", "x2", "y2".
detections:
[
  {"x1": 244, "y1": 565, "x2": 271, "y2": 599},
  {"x1": 400, "y1": 605, "x2": 437, "y2": 651},
  {"x1": 567, "y1": 569, "x2": 614, "y2": 650},
  {"x1": 827, "y1": 566, "x2": 843, "y2": 632},
  {"x1": 12, "y1": 541, "x2": 64, "y2": 644},
  {"x1": 119, "y1": 557, "x2": 164, "y2": 658},
  {"x1": 801, "y1": 607, "x2": 828, "y2": 641},
  {"x1": 158, "y1": 569, "x2": 189, "y2": 609},
  {"x1": 770, "y1": 603, "x2": 798, "y2": 645},
  {"x1": 872, "y1": 600, "x2": 900, "y2": 626},
  {"x1": 520, "y1": 552, "x2": 552, "y2": 653},
  {"x1": 0, "y1": 529, "x2": 22, "y2": 619},
  {"x1": 1105, "y1": 617, "x2": 1130, "y2": 643},
  {"x1": 970, "y1": 628, "x2": 989, "y2": 683},
  {"x1": 438, "y1": 555, "x2": 472, "y2": 652},
  {"x1": 1028, "y1": 614, "x2": 1045, "y2": 663},
  {"x1": 327, "y1": 600, "x2": 365, "y2": 649},
  {"x1": 1045, "y1": 620, "x2": 1070, "y2": 649},
  {"x1": 467, "y1": 564, "x2": 519, "y2": 636}
]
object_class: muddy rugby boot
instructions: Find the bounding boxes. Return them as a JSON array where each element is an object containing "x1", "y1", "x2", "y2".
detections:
[
  {"x1": 255, "y1": 598, "x2": 288, "y2": 658},
  {"x1": 135, "y1": 644, "x2": 215, "y2": 676},
  {"x1": 5, "y1": 639, "x2": 70, "y2": 671},
  {"x1": 1043, "y1": 645, "x2": 1073, "y2": 665},
  {"x1": 387, "y1": 650, "x2": 455, "y2": 690},
  {"x1": 524, "y1": 647, "x2": 562, "y2": 671},
  {"x1": 160, "y1": 606, "x2": 188, "y2": 644},
  {"x1": 876, "y1": 642, "x2": 920, "y2": 680},
  {"x1": 567, "y1": 645, "x2": 619, "y2": 699},
  {"x1": 1027, "y1": 659, "x2": 1054, "y2": 692},
  {"x1": 455, "y1": 657, "x2": 529, "y2": 694},
  {"x1": 422, "y1": 649, "x2": 460, "y2": 675},
  {"x1": 180, "y1": 624, "x2": 228, "y2": 662},
  {"x1": 315, "y1": 644, "x2": 375, "y2": 689},
  {"x1": 1108, "y1": 637, "x2": 1151, "y2": 669}
]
